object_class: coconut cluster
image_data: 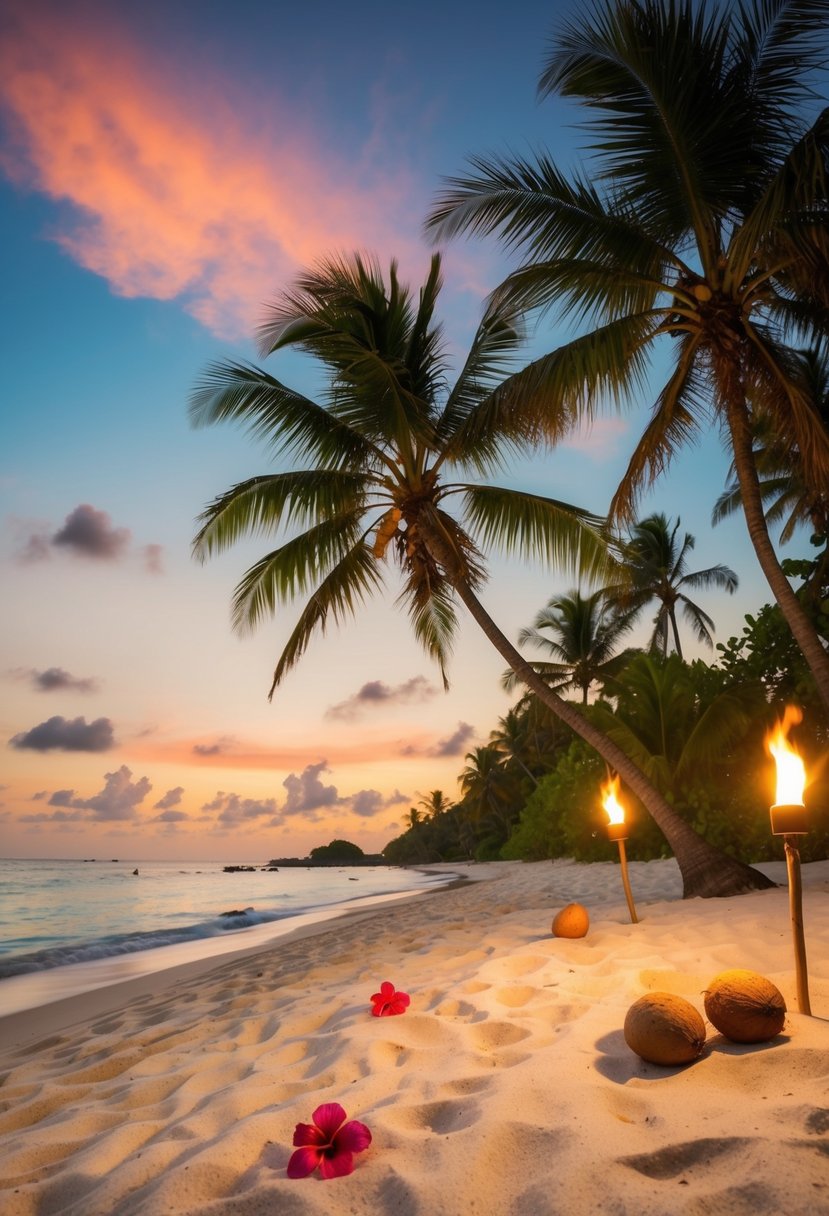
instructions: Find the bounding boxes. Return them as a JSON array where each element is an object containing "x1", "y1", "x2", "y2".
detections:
[{"x1": 623, "y1": 969, "x2": 787, "y2": 1067}]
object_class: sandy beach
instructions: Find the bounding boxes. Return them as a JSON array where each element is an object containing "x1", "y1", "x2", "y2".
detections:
[{"x1": 1, "y1": 857, "x2": 828, "y2": 1216}]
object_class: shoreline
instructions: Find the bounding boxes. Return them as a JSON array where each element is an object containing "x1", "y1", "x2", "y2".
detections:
[
  {"x1": 2, "y1": 857, "x2": 827, "y2": 1216},
  {"x1": 0, "y1": 864, "x2": 475, "y2": 1041}
]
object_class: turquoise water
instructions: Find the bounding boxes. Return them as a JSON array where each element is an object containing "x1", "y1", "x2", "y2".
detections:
[{"x1": 0, "y1": 858, "x2": 447, "y2": 1014}]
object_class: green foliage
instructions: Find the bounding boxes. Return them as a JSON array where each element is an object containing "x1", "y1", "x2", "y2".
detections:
[
  {"x1": 714, "y1": 602, "x2": 828, "y2": 721},
  {"x1": 500, "y1": 738, "x2": 669, "y2": 862},
  {"x1": 309, "y1": 839, "x2": 365, "y2": 863}
]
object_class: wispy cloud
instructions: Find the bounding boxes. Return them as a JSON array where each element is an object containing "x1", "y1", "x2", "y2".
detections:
[
  {"x1": 0, "y1": 5, "x2": 426, "y2": 337},
  {"x1": 326, "y1": 675, "x2": 438, "y2": 720},
  {"x1": 154, "y1": 786, "x2": 184, "y2": 811},
  {"x1": 400, "y1": 721, "x2": 476, "y2": 758},
  {"x1": 10, "y1": 666, "x2": 99, "y2": 693}
]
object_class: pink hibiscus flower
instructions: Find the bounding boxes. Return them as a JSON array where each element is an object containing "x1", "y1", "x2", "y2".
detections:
[
  {"x1": 287, "y1": 1102, "x2": 372, "y2": 1179},
  {"x1": 370, "y1": 980, "x2": 410, "y2": 1017}
]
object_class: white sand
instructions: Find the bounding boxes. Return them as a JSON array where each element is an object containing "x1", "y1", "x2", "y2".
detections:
[{"x1": 1, "y1": 858, "x2": 827, "y2": 1216}]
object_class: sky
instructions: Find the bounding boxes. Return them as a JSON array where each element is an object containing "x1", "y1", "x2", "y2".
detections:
[{"x1": 0, "y1": 0, "x2": 794, "y2": 862}]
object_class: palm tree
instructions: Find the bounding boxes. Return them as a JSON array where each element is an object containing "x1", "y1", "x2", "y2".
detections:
[
  {"x1": 192, "y1": 251, "x2": 772, "y2": 896},
  {"x1": 459, "y1": 745, "x2": 520, "y2": 837},
  {"x1": 427, "y1": 0, "x2": 829, "y2": 708},
  {"x1": 418, "y1": 789, "x2": 455, "y2": 818},
  {"x1": 489, "y1": 708, "x2": 541, "y2": 786},
  {"x1": 504, "y1": 588, "x2": 638, "y2": 702},
  {"x1": 606, "y1": 514, "x2": 737, "y2": 659}
]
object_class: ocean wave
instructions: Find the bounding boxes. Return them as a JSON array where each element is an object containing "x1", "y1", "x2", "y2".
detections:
[{"x1": 0, "y1": 905, "x2": 308, "y2": 978}]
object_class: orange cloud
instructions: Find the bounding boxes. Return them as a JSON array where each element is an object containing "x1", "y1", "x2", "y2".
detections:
[{"x1": 0, "y1": 6, "x2": 425, "y2": 336}]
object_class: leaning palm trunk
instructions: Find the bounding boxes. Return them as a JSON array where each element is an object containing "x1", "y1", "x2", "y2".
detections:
[
  {"x1": 424, "y1": 531, "x2": 774, "y2": 898},
  {"x1": 724, "y1": 378, "x2": 829, "y2": 711},
  {"x1": 194, "y1": 251, "x2": 780, "y2": 903}
]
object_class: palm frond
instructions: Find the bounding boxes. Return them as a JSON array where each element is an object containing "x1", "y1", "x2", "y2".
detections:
[
  {"x1": 539, "y1": 0, "x2": 738, "y2": 250},
  {"x1": 677, "y1": 597, "x2": 717, "y2": 647},
  {"x1": 501, "y1": 661, "x2": 574, "y2": 695},
  {"x1": 192, "y1": 470, "x2": 371, "y2": 560},
  {"x1": 674, "y1": 684, "x2": 763, "y2": 781},
  {"x1": 230, "y1": 512, "x2": 367, "y2": 635},
  {"x1": 436, "y1": 302, "x2": 525, "y2": 449},
  {"x1": 189, "y1": 361, "x2": 377, "y2": 469},
  {"x1": 678, "y1": 563, "x2": 739, "y2": 594},
  {"x1": 516, "y1": 623, "x2": 569, "y2": 662},
  {"x1": 610, "y1": 335, "x2": 707, "y2": 522},
  {"x1": 257, "y1": 252, "x2": 444, "y2": 451},
  {"x1": 268, "y1": 542, "x2": 385, "y2": 698},
  {"x1": 744, "y1": 322, "x2": 829, "y2": 491},
  {"x1": 397, "y1": 574, "x2": 458, "y2": 690},
  {"x1": 450, "y1": 314, "x2": 659, "y2": 469},
  {"x1": 732, "y1": 108, "x2": 829, "y2": 284},
  {"x1": 460, "y1": 484, "x2": 614, "y2": 584},
  {"x1": 735, "y1": 0, "x2": 829, "y2": 159}
]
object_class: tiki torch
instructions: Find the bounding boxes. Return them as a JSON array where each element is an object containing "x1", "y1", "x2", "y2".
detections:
[
  {"x1": 601, "y1": 774, "x2": 638, "y2": 924},
  {"x1": 766, "y1": 706, "x2": 811, "y2": 1016}
]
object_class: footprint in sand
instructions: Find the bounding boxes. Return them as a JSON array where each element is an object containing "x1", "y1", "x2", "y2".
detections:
[
  {"x1": 440, "y1": 1074, "x2": 493, "y2": 1097},
  {"x1": 385, "y1": 1097, "x2": 482, "y2": 1135},
  {"x1": 489, "y1": 954, "x2": 549, "y2": 979},
  {"x1": 621, "y1": 1136, "x2": 751, "y2": 1179},
  {"x1": 805, "y1": 1107, "x2": 829, "y2": 1134},
  {"x1": 493, "y1": 985, "x2": 536, "y2": 1008},
  {"x1": 468, "y1": 1020, "x2": 531, "y2": 1051},
  {"x1": 432, "y1": 997, "x2": 480, "y2": 1018}
]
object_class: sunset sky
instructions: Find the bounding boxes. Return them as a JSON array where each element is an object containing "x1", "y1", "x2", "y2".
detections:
[{"x1": 1, "y1": 0, "x2": 785, "y2": 861}]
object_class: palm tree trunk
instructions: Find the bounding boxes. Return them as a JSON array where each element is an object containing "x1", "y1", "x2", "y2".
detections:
[
  {"x1": 725, "y1": 390, "x2": 829, "y2": 711},
  {"x1": 449, "y1": 577, "x2": 774, "y2": 898},
  {"x1": 669, "y1": 610, "x2": 684, "y2": 660}
]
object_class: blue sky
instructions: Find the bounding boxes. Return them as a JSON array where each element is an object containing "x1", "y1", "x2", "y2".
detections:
[{"x1": 0, "y1": 0, "x2": 788, "y2": 860}]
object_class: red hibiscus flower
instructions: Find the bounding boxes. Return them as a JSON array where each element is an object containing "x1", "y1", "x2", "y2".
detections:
[
  {"x1": 370, "y1": 980, "x2": 410, "y2": 1017},
  {"x1": 287, "y1": 1102, "x2": 372, "y2": 1179}
]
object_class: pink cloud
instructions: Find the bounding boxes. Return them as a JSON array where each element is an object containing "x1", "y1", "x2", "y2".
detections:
[
  {"x1": 562, "y1": 416, "x2": 629, "y2": 460},
  {"x1": 0, "y1": 6, "x2": 426, "y2": 337}
]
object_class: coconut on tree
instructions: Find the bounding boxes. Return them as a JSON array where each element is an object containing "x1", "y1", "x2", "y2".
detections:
[
  {"x1": 191, "y1": 251, "x2": 771, "y2": 896},
  {"x1": 427, "y1": 0, "x2": 829, "y2": 708}
]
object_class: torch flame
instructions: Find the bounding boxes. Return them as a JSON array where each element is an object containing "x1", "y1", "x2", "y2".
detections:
[
  {"x1": 601, "y1": 774, "x2": 626, "y2": 825},
  {"x1": 765, "y1": 705, "x2": 806, "y2": 806}
]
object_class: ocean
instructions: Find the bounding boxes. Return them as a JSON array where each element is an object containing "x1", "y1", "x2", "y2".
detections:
[{"x1": 0, "y1": 857, "x2": 449, "y2": 1017}]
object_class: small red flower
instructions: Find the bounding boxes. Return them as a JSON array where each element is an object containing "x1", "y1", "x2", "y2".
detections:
[
  {"x1": 287, "y1": 1102, "x2": 371, "y2": 1179},
  {"x1": 370, "y1": 980, "x2": 410, "y2": 1017}
]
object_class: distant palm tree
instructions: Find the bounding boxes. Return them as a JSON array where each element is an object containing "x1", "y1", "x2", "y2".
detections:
[
  {"x1": 607, "y1": 514, "x2": 738, "y2": 660},
  {"x1": 427, "y1": 0, "x2": 829, "y2": 708},
  {"x1": 459, "y1": 745, "x2": 518, "y2": 836},
  {"x1": 192, "y1": 251, "x2": 772, "y2": 896},
  {"x1": 418, "y1": 789, "x2": 454, "y2": 818},
  {"x1": 489, "y1": 708, "x2": 541, "y2": 786},
  {"x1": 504, "y1": 588, "x2": 638, "y2": 702}
]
